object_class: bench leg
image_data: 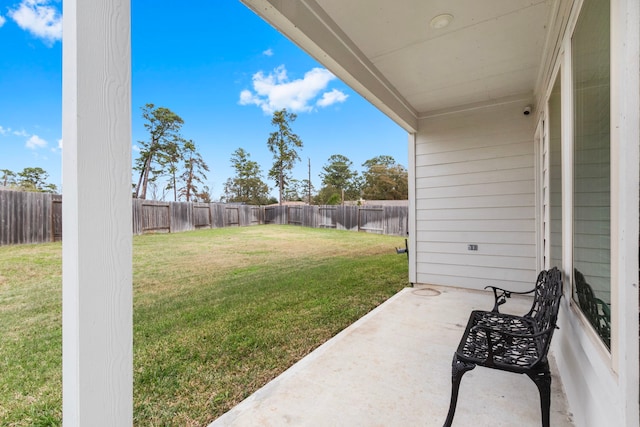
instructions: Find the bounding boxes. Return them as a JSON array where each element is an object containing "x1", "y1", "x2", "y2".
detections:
[
  {"x1": 443, "y1": 354, "x2": 475, "y2": 427},
  {"x1": 526, "y1": 365, "x2": 551, "y2": 427}
]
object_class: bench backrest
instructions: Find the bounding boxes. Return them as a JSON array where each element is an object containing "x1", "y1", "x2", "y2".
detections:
[{"x1": 525, "y1": 267, "x2": 563, "y2": 354}]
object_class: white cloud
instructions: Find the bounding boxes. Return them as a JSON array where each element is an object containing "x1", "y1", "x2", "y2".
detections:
[
  {"x1": 14, "y1": 129, "x2": 29, "y2": 137},
  {"x1": 49, "y1": 138, "x2": 62, "y2": 152},
  {"x1": 0, "y1": 15, "x2": 6, "y2": 27},
  {"x1": 25, "y1": 134, "x2": 47, "y2": 149},
  {"x1": 262, "y1": 48, "x2": 273, "y2": 57},
  {"x1": 317, "y1": 88, "x2": 348, "y2": 108},
  {"x1": 0, "y1": 126, "x2": 7, "y2": 135},
  {"x1": 239, "y1": 65, "x2": 344, "y2": 114},
  {"x1": 9, "y1": 0, "x2": 62, "y2": 45},
  {"x1": 50, "y1": 139, "x2": 61, "y2": 153},
  {"x1": 132, "y1": 144, "x2": 140, "y2": 153}
]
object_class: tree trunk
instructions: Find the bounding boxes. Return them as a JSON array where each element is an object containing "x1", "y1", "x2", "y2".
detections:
[
  {"x1": 135, "y1": 157, "x2": 147, "y2": 198},
  {"x1": 172, "y1": 168, "x2": 177, "y2": 201},
  {"x1": 140, "y1": 153, "x2": 153, "y2": 199},
  {"x1": 185, "y1": 169, "x2": 193, "y2": 202},
  {"x1": 279, "y1": 169, "x2": 283, "y2": 205}
]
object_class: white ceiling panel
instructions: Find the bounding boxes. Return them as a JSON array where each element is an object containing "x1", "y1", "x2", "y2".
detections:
[
  {"x1": 316, "y1": 0, "x2": 551, "y2": 115},
  {"x1": 242, "y1": 0, "x2": 554, "y2": 128}
]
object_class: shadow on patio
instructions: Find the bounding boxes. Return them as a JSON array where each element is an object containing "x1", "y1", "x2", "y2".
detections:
[{"x1": 210, "y1": 285, "x2": 575, "y2": 426}]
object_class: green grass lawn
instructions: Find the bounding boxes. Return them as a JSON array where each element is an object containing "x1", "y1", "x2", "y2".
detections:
[{"x1": 0, "y1": 225, "x2": 408, "y2": 426}]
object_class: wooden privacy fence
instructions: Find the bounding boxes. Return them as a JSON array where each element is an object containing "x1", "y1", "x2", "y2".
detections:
[
  {"x1": 0, "y1": 190, "x2": 62, "y2": 245},
  {"x1": 0, "y1": 190, "x2": 408, "y2": 245}
]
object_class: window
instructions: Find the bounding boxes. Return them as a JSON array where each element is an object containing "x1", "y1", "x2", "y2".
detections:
[{"x1": 571, "y1": 0, "x2": 611, "y2": 349}]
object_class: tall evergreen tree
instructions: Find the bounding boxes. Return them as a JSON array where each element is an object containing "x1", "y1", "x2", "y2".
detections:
[
  {"x1": 134, "y1": 103, "x2": 184, "y2": 199},
  {"x1": 266, "y1": 109, "x2": 303, "y2": 205},
  {"x1": 1, "y1": 169, "x2": 17, "y2": 187},
  {"x1": 16, "y1": 167, "x2": 58, "y2": 193},
  {"x1": 300, "y1": 179, "x2": 315, "y2": 204},
  {"x1": 195, "y1": 185, "x2": 214, "y2": 203},
  {"x1": 319, "y1": 154, "x2": 360, "y2": 203},
  {"x1": 161, "y1": 138, "x2": 185, "y2": 201},
  {"x1": 283, "y1": 178, "x2": 304, "y2": 202},
  {"x1": 179, "y1": 140, "x2": 209, "y2": 202},
  {"x1": 222, "y1": 148, "x2": 270, "y2": 205}
]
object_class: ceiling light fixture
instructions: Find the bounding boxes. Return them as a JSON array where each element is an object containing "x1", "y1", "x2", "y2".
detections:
[{"x1": 430, "y1": 13, "x2": 453, "y2": 30}]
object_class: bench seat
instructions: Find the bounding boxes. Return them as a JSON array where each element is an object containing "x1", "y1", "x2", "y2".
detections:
[{"x1": 457, "y1": 310, "x2": 543, "y2": 371}]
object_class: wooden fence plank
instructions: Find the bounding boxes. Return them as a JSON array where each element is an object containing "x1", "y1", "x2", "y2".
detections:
[
  {"x1": 249, "y1": 206, "x2": 261, "y2": 225},
  {"x1": 52, "y1": 195, "x2": 63, "y2": 241},
  {"x1": 225, "y1": 206, "x2": 240, "y2": 226},
  {"x1": 142, "y1": 202, "x2": 170, "y2": 233},
  {"x1": 171, "y1": 202, "x2": 193, "y2": 233},
  {"x1": 193, "y1": 204, "x2": 211, "y2": 229},
  {"x1": 211, "y1": 204, "x2": 225, "y2": 228},
  {"x1": 318, "y1": 206, "x2": 336, "y2": 228},
  {"x1": 359, "y1": 207, "x2": 385, "y2": 234},
  {"x1": 0, "y1": 190, "x2": 53, "y2": 245}
]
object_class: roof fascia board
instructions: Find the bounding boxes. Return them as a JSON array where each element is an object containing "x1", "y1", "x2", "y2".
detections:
[
  {"x1": 534, "y1": 0, "x2": 577, "y2": 111},
  {"x1": 241, "y1": 0, "x2": 418, "y2": 132}
]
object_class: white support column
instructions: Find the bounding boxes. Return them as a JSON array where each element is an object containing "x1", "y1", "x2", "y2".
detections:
[
  {"x1": 407, "y1": 131, "x2": 417, "y2": 284},
  {"x1": 610, "y1": 0, "x2": 639, "y2": 425},
  {"x1": 62, "y1": 0, "x2": 132, "y2": 425}
]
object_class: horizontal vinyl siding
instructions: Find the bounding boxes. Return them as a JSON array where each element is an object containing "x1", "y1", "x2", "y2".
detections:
[
  {"x1": 416, "y1": 194, "x2": 535, "y2": 211},
  {"x1": 415, "y1": 103, "x2": 537, "y2": 291},
  {"x1": 416, "y1": 180, "x2": 532, "y2": 199},
  {"x1": 417, "y1": 230, "x2": 535, "y2": 245},
  {"x1": 418, "y1": 219, "x2": 534, "y2": 232},
  {"x1": 416, "y1": 241, "x2": 535, "y2": 258},
  {"x1": 417, "y1": 153, "x2": 533, "y2": 177},
  {"x1": 417, "y1": 206, "x2": 534, "y2": 220},
  {"x1": 417, "y1": 140, "x2": 534, "y2": 165},
  {"x1": 417, "y1": 167, "x2": 534, "y2": 188}
]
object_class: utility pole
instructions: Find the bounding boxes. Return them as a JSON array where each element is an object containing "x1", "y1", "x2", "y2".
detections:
[{"x1": 308, "y1": 157, "x2": 311, "y2": 205}]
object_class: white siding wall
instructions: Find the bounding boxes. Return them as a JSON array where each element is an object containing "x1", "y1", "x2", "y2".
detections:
[{"x1": 415, "y1": 103, "x2": 537, "y2": 291}]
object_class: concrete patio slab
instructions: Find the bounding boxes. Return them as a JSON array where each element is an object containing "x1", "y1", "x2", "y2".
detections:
[{"x1": 210, "y1": 285, "x2": 575, "y2": 427}]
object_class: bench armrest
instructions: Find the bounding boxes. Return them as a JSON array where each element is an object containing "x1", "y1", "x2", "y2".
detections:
[{"x1": 484, "y1": 285, "x2": 536, "y2": 312}]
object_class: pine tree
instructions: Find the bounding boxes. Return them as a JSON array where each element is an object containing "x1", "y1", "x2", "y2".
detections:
[{"x1": 266, "y1": 109, "x2": 303, "y2": 205}]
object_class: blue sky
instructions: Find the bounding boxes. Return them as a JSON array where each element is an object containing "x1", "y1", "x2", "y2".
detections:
[{"x1": 0, "y1": 0, "x2": 408, "y2": 199}]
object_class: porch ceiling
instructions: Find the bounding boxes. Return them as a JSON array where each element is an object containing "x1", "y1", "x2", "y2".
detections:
[{"x1": 241, "y1": 0, "x2": 554, "y2": 132}]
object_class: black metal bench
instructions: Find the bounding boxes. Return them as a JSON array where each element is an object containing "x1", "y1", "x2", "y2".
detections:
[{"x1": 443, "y1": 267, "x2": 563, "y2": 427}]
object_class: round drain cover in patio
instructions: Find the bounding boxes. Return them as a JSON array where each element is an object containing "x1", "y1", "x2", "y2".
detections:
[{"x1": 412, "y1": 288, "x2": 441, "y2": 297}]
